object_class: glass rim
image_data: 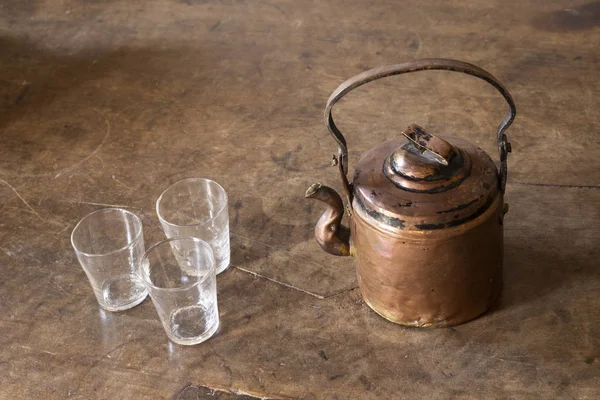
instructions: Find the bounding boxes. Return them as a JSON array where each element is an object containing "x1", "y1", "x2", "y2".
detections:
[
  {"x1": 71, "y1": 207, "x2": 143, "y2": 258},
  {"x1": 139, "y1": 236, "x2": 216, "y2": 292},
  {"x1": 155, "y1": 177, "x2": 228, "y2": 228}
]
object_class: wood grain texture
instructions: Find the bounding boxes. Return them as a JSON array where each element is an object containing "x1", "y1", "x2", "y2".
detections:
[{"x1": 0, "y1": 0, "x2": 598, "y2": 398}]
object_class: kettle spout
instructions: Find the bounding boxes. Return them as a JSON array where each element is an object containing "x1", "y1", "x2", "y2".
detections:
[{"x1": 305, "y1": 183, "x2": 351, "y2": 256}]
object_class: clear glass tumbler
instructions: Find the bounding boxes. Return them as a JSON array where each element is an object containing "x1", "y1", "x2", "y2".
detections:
[
  {"x1": 71, "y1": 208, "x2": 147, "y2": 311},
  {"x1": 139, "y1": 237, "x2": 219, "y2": 345},
  {"x1": 156, "y1": 178, "x2": 230, "y2": 274}
]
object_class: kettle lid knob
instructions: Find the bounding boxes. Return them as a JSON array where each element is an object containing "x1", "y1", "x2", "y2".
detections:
[
  {"x1": 384, "y1": 125, "x2": 470, "y2": 192},
  {"x1": 389, "y1": 124, "x2": 457, "y2": 180},
  {"x1": 401, "y1": 124, "x2": 455, "y2": 167}
]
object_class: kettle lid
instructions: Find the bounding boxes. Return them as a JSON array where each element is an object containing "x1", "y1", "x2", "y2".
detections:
[{"x1": 353, "y1": 125, "x2": 500, "y2": 231}]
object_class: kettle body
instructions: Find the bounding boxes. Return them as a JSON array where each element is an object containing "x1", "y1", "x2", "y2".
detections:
[{"x1": 306, "y1": 59, "x2": 515, "y2": 327}]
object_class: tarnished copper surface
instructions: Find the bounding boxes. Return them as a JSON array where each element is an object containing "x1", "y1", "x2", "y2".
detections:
[
  {"x1": 383, "y1": 144, "x2": 473, "y2": 195},
  {"x1": 304, "y1": 183, "x2": 350, "y2": 257},
  {"x1": 308, "y1": 59, "x2": 516, "y2": 327},
  {"x1": 350, "y1": 128, "x2": 504, "y2": 327},
  {"x1": 351, "y1": 195, "x2": 504, "y2": 327},
  {"x1": 356, "y1": 133, "x2": 498, "y2": 231}
]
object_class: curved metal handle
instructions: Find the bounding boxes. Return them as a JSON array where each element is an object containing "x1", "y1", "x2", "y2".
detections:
[{"x1": 325, "y1": 58, "x2": 516, "y2": 204}]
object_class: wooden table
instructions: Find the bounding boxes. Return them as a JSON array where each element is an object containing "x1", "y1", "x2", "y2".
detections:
[{"x1": 1, "y1": 1, "x2": 598, "y2": 398}]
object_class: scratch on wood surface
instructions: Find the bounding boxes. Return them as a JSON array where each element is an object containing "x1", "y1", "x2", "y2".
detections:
[
  {"x1": 491, "y1": 355, "x2": 537, "y2": 367},
  {"x1": 413, "y1": 4, "x2": 435, "y2": 26},
  {"x1": 51, "y1": 278, "x2": 72, "y2": 296},
  {"x1": 0, "y1": 109, "x2": 112, "y2": 180},
  {"x1": 0, "y1": 292, "x2": 17, "y2": 308},
  {"x1": 64, "y1": 200, "x2": 142, "y2": 210},
  {"x1": 511, "y1": 181, "x2": 600, "y2": 189},
  {"x1": 231, "y1": 387, "x2": 292, "y2": 400},
  {"x1": 323, "y1": 286, "x2": 359, "y2": 299},
  {"x1": 112, "y1": 175, "x2": 132, "y2": 190},
  {"x1": 233, "y1": 265, "x2": 357, "y2": 300},
  {"x1": 230, "y1": 232, "x2": 359, "y2": 299},
  {"x1": 57, "y1": 223, "x2": 73, "y2": 234},
  {"x1": 173, "y1": 383, "x2": 292, "y2": 400},
  {"x1": 102, "y1": 339, "x2": 140, "y2": 359},
  {"x1": 232, "y1": 265, "x2": 325, "y2": 299},
  {"x1": 16, "y1": 345, "x2": 58, "y2": 356},
  {"x1": 54, "y1": 108, "x2": 111, "y2": 179},
  {"x1": 0, "y1": 178, "x2": 62, "y2": 226}
]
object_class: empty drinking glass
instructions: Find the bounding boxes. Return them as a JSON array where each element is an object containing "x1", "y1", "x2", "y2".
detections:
[
  {"x1": 156, "y1": 178, "x2": 230, "y2": 274},
  {"x1": 71, "y1": 208, "x2": 147, "y2": 311},
  {"x1": 139, "y1": 237, "x2": 219, "y2": 345}
]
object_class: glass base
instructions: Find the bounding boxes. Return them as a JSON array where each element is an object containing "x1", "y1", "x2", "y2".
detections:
[
  {"x1": 165, "y1": 305, "x2": 219, "y2": 345},
  {"x1": 98, "y1": 290, "x2": 147, "y2": 312},
  {"x1": 216, "y1": 261, "x2": 230, "y2": 275},
  {"x1": 96, "y1": 274, "x2": 148, "y2": 312}
]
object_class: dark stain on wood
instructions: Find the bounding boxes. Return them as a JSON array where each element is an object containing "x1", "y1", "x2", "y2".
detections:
[{"x1": 533, "y1": 2, "x2": 600, "y2": 31}]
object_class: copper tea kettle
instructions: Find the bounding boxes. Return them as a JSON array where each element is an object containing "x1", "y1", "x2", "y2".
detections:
[{"x1": 306, "y1": 59, "x2": 516, "y2": 327}]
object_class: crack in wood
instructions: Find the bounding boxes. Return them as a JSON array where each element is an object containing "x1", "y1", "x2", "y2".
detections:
[
  {"x1": 65, "y1": 201, "x2": 143, "y2": 209},
  {"x1": 0, "y1": 178, "x2": 64, "y2": 226},
  {"x1": 232, "y1": 265, "x2": 325, "y2": 299},
  {"x1": 173, "y1": 383, "x2": 290, "y2": 399},
  {"x1": 231, "y1": 265, "x2": 358, "y2": 300},
  {"x1": 324, "y1": 286, "x2": 360, "y2": 299},
  {"x1": 511, "y1": 181, "x2": 600, "y2": 189}
]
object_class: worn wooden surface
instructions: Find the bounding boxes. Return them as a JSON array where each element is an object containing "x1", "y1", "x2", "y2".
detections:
[{"x1": 1, "y1": 1, "x2": 599, "y2": 399}]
